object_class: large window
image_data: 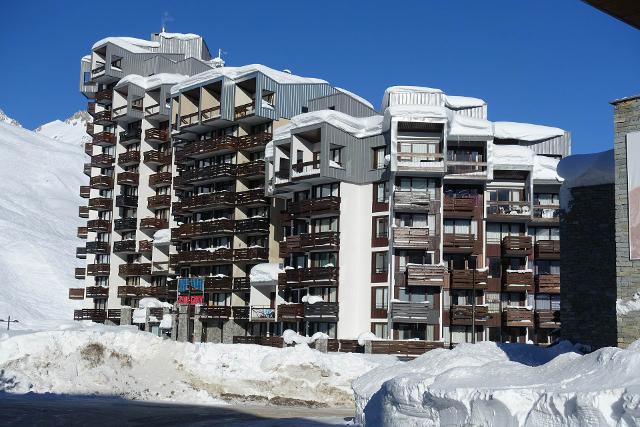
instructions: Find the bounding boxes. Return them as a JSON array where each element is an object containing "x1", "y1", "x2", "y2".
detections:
[
  {"x1": 374, "y1": 287, "x2": 388, "y2": 310},
  {"x1": 535, "y1": 260, "x2": 561, "y2": 275},
  {"x1": 372, "y1": 147, "x2": 386, "y2": 169},
  {"x1": 398, "y1": 177, "x2": 438, "y2": 199},
  {"x1": 398, "y1": 213, "x2": 436, "y2": 229},
  {"x1": 486, "y1": 223, "x2": 523, "y2": 244},
  {"x1": 398, "y1": 286, "x2": 434, "y2": 304},
  {"x1": 373, "y1": 323, "x2": 388, "y2": 339},
  {"x1": 534, "y1": 193, "x2": 559, "y2": 206},
  {"x1": 312, "y1": 217, "x2": 338, "y2": 233},
  {"x1": 529, "y1": 227, "x2": 560, "y2": 241},
  {"x1": 444, "y1": 219, "x2": 477, "y2": 236},
  {"x1": 313, "y1": 183, "x2": 339, "y2": 198},
  {"x1": 375, "y1": 217, "x2": 389, "y2": 239},
  {"x1": 398, "y1": 250, "x2": 433, "y2": 270},
  {"x1": 397, "y1": 323, "x2": 435, "y2": 340},
  {"x1": 375, "y1": 181, "x2": 389, "y2": 203},
  {"x1": 311, "y1": 252, "x2": 337, "y2": 268},
  {"x1": 485, "y1": 292, "x2": 501, "y2": 313},
  {"x1": 309, "y1": 322, "x2": 337, "y2": 339},
  {"x1": 373, "y1": 252, "x2": 388, "y2": 274},
  {"x1": 309, "y1": 287, "x2": 337, "y2": 302}
]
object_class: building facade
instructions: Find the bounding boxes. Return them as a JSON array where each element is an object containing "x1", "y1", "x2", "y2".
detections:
[{"x1": 72, "y1": 33, "x2": 570, "y2": 346}]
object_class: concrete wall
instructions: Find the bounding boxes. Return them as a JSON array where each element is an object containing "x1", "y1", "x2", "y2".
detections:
[
  {"x1": 560, "y1": 184, "x2": 617, "y2": 349},
  {"x1": 613, "y1": 96, "x2": 640, "y2": 348}
]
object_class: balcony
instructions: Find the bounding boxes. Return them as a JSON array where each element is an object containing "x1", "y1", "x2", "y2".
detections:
[
  {"x1": 502, "y1": 270, "x2": 534, "y2": 292},
  {"x1": 140, "y1": 217, "x2": 168, "y2": 230},
  {"x1": 232, "y1": 306, "x2": 250, "y2": 319},
  {"x1": 536, "y1": 310, "x2": 560, "y2": 329},
  {"x1": 180, "y1": 135, "x2": 239, "y2": 159},
  {"x1": 535, "y1": 274, "x2": 560, "y2": 294},
  {"x1": 175, "y1": 192, "x2": 234, "y2": 212},
  {"x1": 85, "y1": 241, "x2": 110, "y2": 254},
  {"x1": 117, "y1": 172, "x2": 139, "y2": 186},
  {"x1": 68, "y1": 288, "x2": 85, "y2": 300},
  {"x1": 450, "y1": 269, "x2": 488, "y2": 290},
  {"x1": 443, "y1": 233, "x2": 481, "y2": 254},
  {"x1": 117, "y1": 151, "x2": 140, "y2": 166},
  {"x1": 443, "y1": 196, "x2": 478, "y2": 217},
  {"x1": 535, "y1": 240, "x2": 560, "y2": 259},
  {"x1": 88, "y1": 197, "x2": 113, "y2": 211},
  {"x1": 304, "y1": 302, "x2": 339, "y2": 321},
  {"x1": 300, "y1": 232, "x2": 340, "y2": 251},
  {"x1": 86, "y1": 123, "x2": 94, "y2": 136},
  {"x1": 172, "y1": 219, "x2": 234, "y2": 240},
  {"x1": 450, "y1": 305, "x2": 490, "y2": 326},
  {"x1": 234, "y1": 101, "x2": 255, "y2": 120},
  {"x1": 87, "y1": 102, "x2": 96, "y2": 115},
  {"x1": 291, "y1": 160, "x2": 320, "y2": 179},
  {"x1": 108, "y1": 309, "x2": 122, "y2": 321},
  {"x1": 237, "y1": 132, "x2": 272, "y2": 150},
  {"x1": 87, "y1": 263, "x2": 110, "y2": 275},
  {"x1": 201, "y1": 105, "x2": 221, "y2": 123},
  {"x1": 237, "y1": 188, "x2": 268, "y2": 206},
  {"x1": 179, "y1": 111, "x2": 199, "y2": 128},
  {"x1": 80, "y1": 186, "x2": 90, "y2": 198},
  {"x1": 234, "y1": 218, "x2": 269, "y2": 234},
  {"x1": 112, "y1": 105, "x2": 143, "y2": 123},
  {"x1": 233, "y1": 247, "x2": 269, "y2": 262},
  {"x1": 114, "y1": 217, "x2": 137, "y2": 231},
  {"x1": 119, "y1": 128, "x2": 142, "y2": 143},
  {"x1": 396, "y1": 151, "x2": 445, "y2": 173},
  {"x1": 117, "y1": 285, "x2": 173, "y2": 299},
  {"x1": 145, "y1": 128, "x2": 170, "y2": 143},
  {"x1": 501, "y1": 235, "x2": 533, "y2": 257},
  {"x1": 148, "y1": 194, "x2": 171, "y2": 209},
  {"x1": 390, "y1": 301, "x2": 439, "y2": 324},
  {"x1": 85, "y1": 286, "x2": 109, "y2": 298},
  {"x1": 79, "y1": 206, "x2": 89, "y2": 218},
  {"x1": 446, "y1": 156, "x2": 488, "y2": 177},
  {"x1": 84, "y1": 163, "x2": 91, "y2": 176},
  {"x1": 92, "y1": 131, "x2": 116, "y2": 147},
  {"x1": 170, "y1": 249, "x2": 233, "y2": 265},
  {"x1": 113, "y1": 240, "x2": 136, "y2": 253},
  {"x1": 149, "y1": 172, "x2": 172, "y2": 188},
  {"x1": 115, "y1": 195, "x2": 138, "y2": 208},
  {"x1": 198, "y1": 276, "x2": 233, "y2": 292},
  {"x1": 89, "y1": 175, "x2": 113, "y2": 189},
  {"x1": 139, "y1": 240, "x2": 153, "y2": 252},
  {"x1": 144, "y1": 104, "x2": 162, "y2": 118},
  {"x1": 250, "y1": 306, "x2": 276, "y2": 321},
  {"x1": 393, "y1": 191, "x2": 438, "y2": 212},
  {"x1": 91, "y1": 153, "x2": 115, "y2": 167},
  {"x1": 233, "y1": 277, "x2": 251, "y2": 292},
  {"x1": 283, "y1": 196, "x2": 340, "y2": 219},
  {"x1": 95, "y1": 89, "x2": 112, "y2": 105},
  {"x1": 282, "y1": 267, "x2": 339, "y2": 288},
  {"x1": 93, "y1": 110, "x2": 114, "y2": 126},
  {"x1": 406, "y1": 264, "x2": 447, "y2": 287},
  {"x1": 392, "y1": 227, "x2": 437, "y2": 250},
  {"x1": 236, "y1": 160, "x2": 265, "y2": 177},
  {"x1": 175, "y1": 163, "x2": 235, "y2": 186},
  {"x1": 278, "y1": 303, "x2": 304, "y2": 321},
  {"x1": 504, "y1": 307, "x2": 534, "y2": 327},
  {"x1": 279, "y1": 235, "x2": 301, "y2": 257},
  {"x1": 487, "y1": 201, "x2": 532, "y2": 221},
  {"x1": 75, "y1": 268, "x2": 86, "y2": 279},
  {"x1": 76, "y1": 246, "x2": 87, "y2": 259},
  {"x1": 532, "y1": 205, "x2": 560, "y2": 224},
  {"x1": 85, "y1": 142, "x2": 93, "y2": 155},
  {"x1": 119, "y1": 263, "x2": 152, "y2": 276},
  {"x1": 74, "y1": 309, "x2": 106, "y2": 322},
  {"x1": 199, "y1": 305, "x2": 231, "y2": 319},
  {"x1": 77, "y1": 227, "x2": 88, "y2": 239},
  {"x1": 144, "y1": 150, "x2": 172, "y2": 165},
  {"x1": 87, "y1": 219, "x2": 111, "y2": 233}
]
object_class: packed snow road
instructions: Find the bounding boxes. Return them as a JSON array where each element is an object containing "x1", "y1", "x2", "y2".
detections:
[{"x1": 0, "y1": 393, "x2": 353, "y2": 426}]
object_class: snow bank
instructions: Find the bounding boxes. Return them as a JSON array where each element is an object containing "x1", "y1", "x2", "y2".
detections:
[
  {"x1": 357, "y1": 332, "x2": 378, "y2": 346},
  {"x1": 0, "y1": 324, "x2": 398, "y2": 407},
  {"x1": 281, "y1": 329, "x2": 329, "y2": 345},
  {"x1": 249, "y1": 263, "x2": 282, "y2": 283},
  {"x1": 272, "y1": 110, "x2": 383, "y2": 142},
  {"x1": 153, "y1": 229, "x2": 171, "y2": 244},
  {"x1": 302, "y1": 295, "x2": 324, "y2": 305},
  {"x1": 35, "y1": 112, "x2": 92, "y2": 146},
  {"x1": 447, "y1": 113, "x2": 493, "y2": 139},
  {"x1": 533, "y1": 154, "x2": 563, "y2": 182},
  {"x1": 617, "y1": 292, "x2": 640, "y2": 315},
  {"x1": 494, "y1": 121, "x2": 565, "y2": 142},
  {"x1": 493, "y1": 144, "x2": 535, "y2": 168},
  {"x1": 352, "y1": 340, "x2": 640, "y2": 426}
]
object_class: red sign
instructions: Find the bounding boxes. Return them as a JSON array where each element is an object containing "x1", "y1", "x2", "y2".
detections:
[{"x1": 178, "y1": 295, "x2": 203, "y2": 305}]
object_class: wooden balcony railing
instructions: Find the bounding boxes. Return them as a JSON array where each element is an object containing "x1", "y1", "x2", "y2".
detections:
[
  {"x1": 76, "y1": 247, "x2": 87, "y2": 258},
  {"x1": 74, "y1": 268, "x2": 86, "y2": 279},
  {"x1": 199, "y1": 276, "x2": 232, "y2": 292},
  {"x1": 233, "y1": 247, "x2": 269, "y2": 262},
  {"x1": 443, "y1": 233, "x2": 480, "y2": 253},
  {"x1": 176, "y1": 163, "x2": 235, "y2": 186},
  {"x1": 86, "y1": 123, "x2": 94, "y2": 136},
  {"x1": 117, "y1": 150, "x2": 140, "y2": 165},
  {"x1": 279, "y1": 235, "x2": 301, "y2": 257},
  {"x1": 180, "y1": 135, "x2": 239, "y2": 159},
  {"x1": 117, "y1": 286, "x2": 173, "y2": 299},
  {"x1": 292, "y1": 159, "x2": 320, "y2": 175},
  {"x1": 278, "y1": 303, "x2": 304, "y2": 320},
  {"x1": 235, "y1": 218, "x2": 269, "y2": 234},
  {"x1": 393, "y1": 227, "x2": 437, "y2": 250},
  {"x1": 68, "y1": 288, "x2": 85, "y2": 300},
  {"x1": 536, "y1": 310, "x2": 560, "y2": 329},
  {"x1": 179, "y1": 111, "x2": 199, "y2": 127},
  {"x1": 93, "y1": 110, "x2": 113, "y2": 124},
  {"x1": 87, "y1": 263, "x2": 110, "y2": 276},
  {"x1": 233, "y1": 277, "x2": 251, "y2": 292},
  {"x1": 139, "y1": 240, "x2": 153, "y2": 252},
  {"x1": 172, "y1": 219, "x2": 234, "y2": 240},
  {"x1": 450, "y1": 305, "x2": 489, "y2": 325},
  {"x1": 107, "y1": 309, "x2": 122, "y2": 320},
  {"x1": 201, "y1": 105, "x2": 221, "y2": 121},
  {"x1": 369, "y1": 340, "x2": 444, "y2": 357},
  {"x1": 74, "y1": 309, "x2": 106, "y2": 321},
  {"x1": 144, "y1": 128, "x2": 170, "y2": 143},
  {"x1": 283, "y1": 196, "x2": 341, "y2": 218},
  {"x1": 149, "y1": 172, "x2": 172, "y2": 187},
  {"x1": 87, "y1": 219, "x2": 111, "y2": 232},
  {"x1": 406, "y1": 264, "x2": 447, "y2": 286},
  {"x1": 533, "y1": 205, "x2": 560, "y2": 222},
  {"x1": 84, "y1": 163, "x2": 91, "y2": 176},
  {"x1": 119, "y1": 263, "x2": 152, "y2": 276},
  {"x1": 84, "y1": 142, "x2": 93, "y2": 155},
  {"x1": 87, "y1": 102, "x2": 96, "y2": 115},
  {"x1": 170, "y1": 249, "x2": 233, "y2": 265},
  {"x1": 236, "y1": 160, "x2": 265, "y2": 177},
  {"x1": 502, "y1": 235, "x2": 533, "y2": 256},
  {"x1": 396, "y1": 152, "x2": 445, "y2": 170},
  {"x1": 450, "y1": 269, "x2": 488, "y2": 290},
  {"x1": 80, "y1": 186, "x2": 90, "y2": 198},
  {"x1": 232, "y1": 306, "x2": 250, "y2": 319},
  {"x1": 91, "y1": 153, "x2": 115, "y2": 167},
  {"x1": 79, "y1": 206, "x2": 90, "y2": 218},
  {"x1": 88, "y1": 197, "x2": 113, "y2": 211},
  {"x1": 503, "y1": 270, "x2": 534, "y2": 292},
  {"x1": 487, "y1": 201, "x2": 531, "y2": 219},
  {"x1": 148, "y1": 194, "x2": 171, "y2": 209},
  {"x1": 140, "y1": 217, "x2": 168, "y2": 230},
  {"x1": 174, "y1": 192, "x2": 235, "y2": 211},
  {"x1": 390, "y1": 301, "x2": 439, "y2": 324},
  {"x1": 117, "y1": 172, "x2": 139, "y2": 186},
  {"x1": 234, "y1": 101, "x2": 255, "y2": 119},
  {"x1": 236, "y1": 188, "x2": 268, "y2": 205},
  {"x1": 237, "y1": 132, "x2": 272, "y2": 150},
  {"x1": 232, "y1": 336, "x2": 284, "y2": 348},
  {"x1": 92, "y1": 131, "x2": 116, "y2": 146},
  {"x1": 199, "y1": 305, "x2": 231, "y2": 319},
  {"x1": 443, "y1": 196, "x2": 478, "y2": 214},
  {"x1": 504, "y1": 307, "x2": 534, "y2": 327},
  {"x1": 535, "y1": 274, "x2": 560, "y2": 294},
  {"x1": 299, "y1": 232, "x2": 340, "y2": 250},
  {"x1": 535, "y1": 240, "x2": 560, "y2": 259},
  {"x1": 119, "y1": 128, "x2": 142, "y2": 142},
  {"x1": 89, "y1": 175, "x2": 113, "y2": 189},
  {"x1": 115, "y1": 195, "x2": 138, "y2": 208},
  {"x1": 113, "y1": 217, "x2": 137, "y2": 231},
  {"x1": 85, "y1": 241, "x2": 110, "y2": 254},
  {"x1": 282, "y1": 267, "x2": 339, "y2": 288},
  {"x1": 393, "y1": 191, "x2": 437, "y2": 211},
  {"x1": 144, "y1": 104, "x2": 160, "y2": 116},
  {"x1": 144, "y1": 149, "x2": 172, "y2": 165},
  {"x1": 95, "y1": 89, "x2": 113, "y2": 104},
  {"x1": 304, "y1": 302, "x2": 339, "y2": 320},
  {"x1": 85, "y1": 286, "x2": 109, "y2": 298},
  {"x1": 113, "y1": 240, "x2": 136, "y2": 253}
]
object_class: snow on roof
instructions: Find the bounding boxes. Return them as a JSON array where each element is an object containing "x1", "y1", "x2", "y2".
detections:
[
  {"x1": 115, "y1": 73, "x2": 188, "y2": 91},
  {"x1": 273, "y1": 110, "x2": 383, "y2": 142},
  {"x1": 533, "y1": 154, "x2": 563, "y2": 182},
  {"x1": 493, "y1": 121, "x2": 565, "y2": 142},
  {"x1": 249, "y1": 263, "x2": 283, "y2": 283},
  {"x1": 383, "y1": 104, "x2": 448, "y2": 131},
  {"x1": 171, "y1": 64, "x2": 327, "y2": 95},
  {"x1": 81, "y1": 55, "x2": 91, "y2": 62},
  {"x1": 334, "y1": 87, "x2": 375, "y2": 110},
  {"x1": 493, "y1": 144, "x2": 535, "y2": 168},
  {"x1": 138, "y1": 297, "x2": 172, "y2": 309},
  {"x1": 157, "y1": 32, "x2": 200, "y2": 41},
  {"x1": 444, "y1": 95, "x2": 486, "y2": 110},
  {"x1": 381, "y1": 85, "x2": 444, "y2": 109},
  {"x1": 447, "y1": 113, "x2": 493, "y2": 139},
  {"x1": 92, "y1": 36, "x2": 160, "y2": 53},
  {"x1": 557, "y1": 149, "x2": 614, "y2": 190},
  {"x1": 265, "y1": 140, "x2": 275, "y2": 161}
]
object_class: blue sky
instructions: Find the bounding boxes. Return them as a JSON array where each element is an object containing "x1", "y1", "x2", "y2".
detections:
[{"x1": 1, "y1": 0, "x2": 638, "y2": 154}]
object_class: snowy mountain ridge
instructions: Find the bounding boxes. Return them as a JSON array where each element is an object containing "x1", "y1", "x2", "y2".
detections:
[
  {"x1": 0, "y1": 108, "x2": 22, "y2": 127},
  {"x1": 35, "y1": 110, "x2": 93, "y2": 145}
]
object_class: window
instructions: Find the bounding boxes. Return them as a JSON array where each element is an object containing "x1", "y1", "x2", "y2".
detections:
[
  {"x1": 330, "y1": 147, "x2": 342, "y2": 166},
  {"x1": 487, "y1": 257, "x2": 502, "y2": 278},
  {"x1": 374, "y1": 287, "x2": 388, "y2": 310},
  {"x1": 398, "y1": 213, "x2": 436, "y2": 229},
  {"x1": 485, "y1": 292, "x2": 501, "y2": 312},
  {"x1": 373, "y1": 323, "x2": 388, "y2": 339},
  {"x1": 375, "y1": 181, "x2": 389, "y2": 203},
  {"x1": 531, "y1": 227, "x2": 560, "y2": 242},
  {"x1": 309, "y1": 322, "x2": 336, "y2": 338},
  {"x1": 535, "y1": 260, "x2": 560, "y2": 275},
  {"x1": 375, "y1": 217, "x2": 389, "y2": 239},
  {"x1": 535, "y1": 294, "x2": 551, "y2": 310},
  {"x1": 486, "y1": 223, "x2": 523, "y2": 244},
  {"x1": 312, "y1": 217, "x2": 338, "y2": 233},
  {"x1": 397, "y1": 323, "x2": 434, "y2": 340},
  {"x1": 534, "y1": 193, "x2": 560, "y2": 206},
  {"x1": 373, "y1": 252, "x2": 388, "y2": 274},
  {"x1": 313, "y1": 183, "x2": 339, "y2": 198},
  {"x1": 311, "y1": 252, "x2": 337, "y2": 267},
  {"x1": 373, "y1": 147, "x2": 386, "y2": 169},
  {"x1": 444, "y1": 219, "x2": 477, "y2": 236},
  {"x1": 398, "y1": 177, "x2": 438, "y2": 199},
  {"x1": 398, "y1": 250, "x2": 433, "y2": 270},
  {"x1": 211, "y1": 293, "x2": 230, "y2": 306},
  {"x1": 301, "y1": 106, "x2": 309, "y2": 113},
  {"x1": 398, "y1": 286, "x2": 434, "y2": 304}
]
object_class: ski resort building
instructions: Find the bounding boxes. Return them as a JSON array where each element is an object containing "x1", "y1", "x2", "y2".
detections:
[{"x1": 71, "y1": 33, "x2": 570, "y2": 347}]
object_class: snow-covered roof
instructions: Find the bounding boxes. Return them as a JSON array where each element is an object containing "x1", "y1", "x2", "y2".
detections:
[
  {"x1": 444, "y1": 95, "x2": 486, "y2": 110},
  {"x1": 557, "y1": 149, "x2": 614, "y2": 190},
  {"x1": 92, "y1": 36, "x2": 160, "y2": 53},
  {"x1": 493, "y1": 121, "x2": 565, "y2": 142},
  {"x1": 171, "y1": 64, "x2": 327, "y2": 95},
  {"x1": 249, "y1": 263, "x2": 283, "y2": 283},
  {"x1": 493, "y1": 144, "x2": 535, "y2": 168},
  {"x1": 115, "y1": 73, "x2": 188, "y2": 91},
  {"x1": 447, "y1": 113, "x2": 493, "y2": 139},
  {"x1": 273, "y1": 110, "x2": 383, "y2": 142},
  {"x1": 533, "y1": 155, "x2": 563, "y2": 183},
  {"x1": 334, "y1": 87, "x2": 375, "y2": 110},
  {"x1": 383, "y1": 104, "x2": 448, "y2": 131},
  {"x1": 381, "y1": 85, "x2": 443, "y2": 109},
  {"x1": 157, "y1": 31, "x2": 200, "y2": 41}
]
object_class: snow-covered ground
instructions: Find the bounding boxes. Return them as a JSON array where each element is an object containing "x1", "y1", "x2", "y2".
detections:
[
  {"x1": 353, "y1": 340, "x2": 640, "y2": 426},
  {"x1": 0, "y1": 323, "x2": 399, "y2": 408},
  {"x1": 0, "y1": 113, "x2": 87, "y2": 328}
]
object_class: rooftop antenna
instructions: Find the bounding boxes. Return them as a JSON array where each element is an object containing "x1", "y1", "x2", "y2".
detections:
[
  {"x1": 161, "y1": 12, "x2": 173, "y2": 33},
  {"x1": 211, "y1": 48, "x2": 226, "y2": 68}
]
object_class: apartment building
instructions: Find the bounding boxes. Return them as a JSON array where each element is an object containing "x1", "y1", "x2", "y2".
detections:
[{"x1": 266, "y1": 86, "x2": 570, "y2": 344}]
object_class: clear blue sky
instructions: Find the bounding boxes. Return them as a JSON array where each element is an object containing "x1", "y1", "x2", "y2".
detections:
[{"x1": 1, "y1": 0, "x2": 638, "y2": 154}]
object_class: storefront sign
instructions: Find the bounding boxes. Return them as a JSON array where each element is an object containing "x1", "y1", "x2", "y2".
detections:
[{"x1": 177, "y1": 295, "x2": 203, "y2": 305}]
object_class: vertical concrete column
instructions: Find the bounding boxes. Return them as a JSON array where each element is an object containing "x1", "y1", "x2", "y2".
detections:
[
  {"x1": 144, "y1": 308, "x2": 152, "y2": 333},
  {"x1": 315, "y1": 338, "x2": 328, "y2": 353},
  {"x1": 177, "y1": 305, "x2": 189, "y2": 342},
  {"x1": 120, "y1": 306, "x2": 132, "y2": 326},
  {"x1": 170, "y1": 312, "x2": 178, "y2": 340},
  {"x1": 193, "y1": 314, "x2": 203, "y2": 344},
  {"x1": 364, "y1": 340, "x2": 372, "y2": 354}
]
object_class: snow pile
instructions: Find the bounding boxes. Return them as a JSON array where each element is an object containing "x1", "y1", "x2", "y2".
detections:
[
  {"x1": 152, "y1": 229, "x2": 171, "y2": 244},
  {"x1": 0, "y1": 324, "x2": 398, "y2": 407},
  {"x1": 302, "y1": 295, "x2": 324, "y2": 305},
  {"x1": 444, "y1": 95, "x2": 486, "y2": 110},
  {"x1": 92, "y1": 36, "x2": 160, "y2": 53},
  {"x1": 357, "y1": 332, "x2": 378, "y2": 346},
  {"x1": 157, "y1": 31, "x2": 200, "y2": 41},
  {"x1": 249, "y1": 263, "x2": 283, "y2": 283},
  {"x1": 352, "y1": 340, "x2": 640, "y2": 426},
  {"x1": 494, "y1": 121, "x2": 565, "y2": 142},
  {"x1": 617, "y1": 292, "x2": 640, "y2": 315},
  {"x1": 0, "y1": 108, "x2": 22, "y2": 127},
  {"x1": 447, "y1": 113, "x2": 493, "y2": 139},
  {"x1": 383, "y1": 104, "x2": 448, "y2": 130},
  {"x1": 115, "y1": 73, "x2": 188, "y2": 91},
  {"x1": 0, "y1": 121, "x2": 85, "y2": 328},
  {"x1": 493, "y1": 144, "x2": 535, "y2": 168},
  {"x1": 272, "y1": 110, "x2": 383, "y2": 142},
  {"x1": 35, "y1": 111, "x2": 92, "y2": 145},
  {"x1": 281, "y1": 329, "x2": 329, "y2": 345},
  {"x1": 533, "y1": 154, "x2": 563, "y2": 182}
]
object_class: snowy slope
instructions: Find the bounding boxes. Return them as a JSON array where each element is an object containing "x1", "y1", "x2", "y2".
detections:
[
  {"x1": 35, "y1": 111, "x2": 92, "y2": 145},
  {"x1": 0, "y1": 118, "x2": 85, "y2": 328},
  {"x1": 0, "y1": 108, "x2": 22, "y2": 127}
]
